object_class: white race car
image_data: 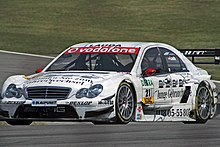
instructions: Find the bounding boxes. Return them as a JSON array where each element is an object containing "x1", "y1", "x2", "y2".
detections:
[{"x1": 0, "y1": 42, "x2": 219, "y2": 125}]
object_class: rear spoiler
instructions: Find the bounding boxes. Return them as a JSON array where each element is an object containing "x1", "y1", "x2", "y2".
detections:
[{"x1": 180, "y1": 49, "x2": 220, "y2": 64}]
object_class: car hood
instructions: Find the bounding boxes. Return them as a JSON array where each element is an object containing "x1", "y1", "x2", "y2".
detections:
[{"x1": 23, "y1": 71, "x2": 127, "y2": 89}]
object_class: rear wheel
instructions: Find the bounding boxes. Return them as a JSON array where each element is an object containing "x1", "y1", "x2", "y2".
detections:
[
  {"x1": 195, "y1": 83, "x2": 212, "y2": 123},
  {"x1": 115, "y1": 82, "x2": 135, "y2": 124},
  {"x1": 6, "y1": 120, "x2": 32, "y2": 125}
]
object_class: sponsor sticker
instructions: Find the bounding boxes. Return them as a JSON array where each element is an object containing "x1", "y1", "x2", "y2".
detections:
[
  {"x1": 0, "y1": 101, "x2": 25, "y2": 104},
  {"x1": 68, "y1": 101, "x2": 92, "y2": 106},
  {"x1": 137, "y1": 113, "x2": 142, "y2": 120},
  {"x1": 32, "y1": 99, "x2": 57, "y2": 107},
  {"x1": 142, "y1": 96, "x2": 154, "y2": 104},
  {"x1": 141, "y1": 79, "x2": 153, "y2": 87},
  {"x1": 137, "y1": 106, "x2": 142, "y2": 113},
  {"x1": 156, "y1": 108, "x2": 190, "y2": 118},
  {"x1": 167, "y1": 56, "x2": 176, "y2": 61},
  {"x1": 159, "y1": 79, "x2": 185, "y2": 88},
  {"x1": 157, "y1": 89, "x2": 184, "y2": 99},
  {"x1": 64, "y1": 46, "x2": 139, "y2": 54},
  {"x1": 98, "y1": 100, "x2": 113, "y2": 105},
  {"x1": 25, "y1": 76, "x2": 92, "y2": 85}
]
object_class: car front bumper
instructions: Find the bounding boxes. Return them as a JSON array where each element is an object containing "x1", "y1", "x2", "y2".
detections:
[{"x1": 0, "y1": 97, "x2": 115, "y2": 122}]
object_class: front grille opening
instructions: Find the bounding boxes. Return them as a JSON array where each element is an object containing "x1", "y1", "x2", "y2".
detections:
[
  {"x1": 26, "y1": 87, "x2": 71, "y2": 100},
  {"x1": 15, "y1": 105, "x2": 79, "y2": 118}
]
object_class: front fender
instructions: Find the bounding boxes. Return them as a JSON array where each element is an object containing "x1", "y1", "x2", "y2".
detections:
[
  {"x1": 1, "y1": 75, "x2": 27, "y2": 97},
  {"x1": 100, "y1": 77, "x2": 125, "y2": 97}
]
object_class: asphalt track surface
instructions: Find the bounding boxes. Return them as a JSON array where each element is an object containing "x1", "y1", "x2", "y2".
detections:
[{"x1": 0, "y1": 52, "x2": 220, "y2": 147}]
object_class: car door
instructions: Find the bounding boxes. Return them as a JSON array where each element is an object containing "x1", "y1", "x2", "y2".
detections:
[
  {"x1": 140, "y1": 47, "x2": 172, "y2": 105},
  {"x1": 159, "y1": 47, "x2": 190, "y2": 104}
]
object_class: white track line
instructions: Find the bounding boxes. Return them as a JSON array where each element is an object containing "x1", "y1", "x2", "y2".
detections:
[
  {"x1": 212, "y1": 80, "x2": 220, "y2": 84},
  {"x1": 0, "y1": 50, "x2": 54, "y2": 59}
]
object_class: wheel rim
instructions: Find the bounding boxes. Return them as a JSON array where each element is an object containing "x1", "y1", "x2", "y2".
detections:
[
  {"x1": 117, "y1": 85, "x2": 134, "y2": 120},
  {"x1": 197, "y1": 87, "x2": 211, "y2": 120}
]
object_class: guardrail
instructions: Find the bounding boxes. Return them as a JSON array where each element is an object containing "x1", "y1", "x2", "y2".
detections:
[{"x1": 180, "y1": 49, "x2": 220, "y2": 64}]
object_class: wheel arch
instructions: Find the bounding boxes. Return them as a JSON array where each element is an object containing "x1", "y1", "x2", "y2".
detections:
[
  {"x1": 118, "y1": 79, "x2": 137, "y2": 122},
  {"x1": 195, "y1": 80, "x2": 214, "y2": 122},
  {"x1": 122, "y1": 79, "x2": 137, "y2": 105},
  {"x1": 197, "y1": 80, "x2": 214, "y2": 99},
  {"x1": 199, "y1": 80, "x2": 218, "y2": 119}
]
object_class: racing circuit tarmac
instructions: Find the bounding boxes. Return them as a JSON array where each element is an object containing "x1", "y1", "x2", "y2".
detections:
[{"x1": 0, "y1": 51, "x2": 220, "y2": 147}]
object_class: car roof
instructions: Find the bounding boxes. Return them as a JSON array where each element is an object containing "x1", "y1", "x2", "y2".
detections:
[{"x1": 69, "y1": 42, "x2": 168, "y2": 49}]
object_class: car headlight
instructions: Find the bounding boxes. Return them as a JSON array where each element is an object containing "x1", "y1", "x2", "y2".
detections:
[
  {"x1": 5, "y1": 84, "x2": 22, "y2": 98},
  {"x1": 76, "y1": 84, "x2": 103, "y2": 98}
]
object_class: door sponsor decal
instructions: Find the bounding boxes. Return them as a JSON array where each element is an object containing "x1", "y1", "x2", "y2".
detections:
[
  {"x1": 159, "y1": 79, "x2": 184, "y2": 88},
  {"x1": 157, "y1": 89, "x2": 184, "y2": 99}
]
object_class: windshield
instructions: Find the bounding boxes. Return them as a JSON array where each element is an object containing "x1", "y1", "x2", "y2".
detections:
[{"x1": 46, "y1": 46, "x2": 139, "y2": 72}]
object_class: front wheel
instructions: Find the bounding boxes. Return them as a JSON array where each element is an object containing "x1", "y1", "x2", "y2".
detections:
[
  {"x1": 115, "y1": 82, "x2": 135, "y2": 124},
  {"x1": 195, "y1": 82, "x2": 212, "y2": 123}
]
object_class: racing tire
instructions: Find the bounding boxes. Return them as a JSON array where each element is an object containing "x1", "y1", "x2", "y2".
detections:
[
  {"x1": 115, "y1": 82, "x2": 135, "y2": 124},
  {"x1": 6, "y1": 120, "x2": 33, "y2": 125},
  {"x1": 195, "y1": 82, "x2": 212, "y2": 123}
]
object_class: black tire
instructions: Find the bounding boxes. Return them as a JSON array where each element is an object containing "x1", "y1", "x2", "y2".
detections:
[
  {"x1": 6, "y1": 120, "x2": 32, "y2": 125},
  {"x1": 195, "y1": 82, "x2": 212, "y2": 123},
  {"x1": 115, "y1": 82, "x2": 135, "y2": 124}
]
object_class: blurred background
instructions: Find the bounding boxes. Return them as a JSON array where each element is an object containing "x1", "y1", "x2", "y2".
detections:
[{"x1": 0, "y1": 0, "x2": 219, "y2": 79}]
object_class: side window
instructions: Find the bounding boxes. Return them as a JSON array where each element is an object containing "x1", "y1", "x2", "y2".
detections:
[
  {"x1": 159, "y1": 47, "x2": 187, "y2": 72},
  {"x1": 141, "y1": 47, "x2": 165, "y2": 74}
]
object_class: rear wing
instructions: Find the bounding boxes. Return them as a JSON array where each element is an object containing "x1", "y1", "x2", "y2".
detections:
[{"x1": 180, "y1": 49, "x2": 220, "y2": 64}]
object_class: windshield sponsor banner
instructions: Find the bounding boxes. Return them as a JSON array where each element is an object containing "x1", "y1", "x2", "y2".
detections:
[{"x1": 65, "y1": 46, "x2": 139, "y2": 54}]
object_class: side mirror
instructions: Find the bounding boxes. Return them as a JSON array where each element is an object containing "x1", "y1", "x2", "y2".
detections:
[
  {"x1": 35, "y1": 68, "x2": 43, "y2": 73},
  {"x1": 143, "y1": 68, "x2": 156, "y2": 76}
]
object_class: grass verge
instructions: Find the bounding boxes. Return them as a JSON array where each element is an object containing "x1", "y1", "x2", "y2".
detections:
[{"x1": 0, "y1": 0, "x2": 220, "y2": 79}]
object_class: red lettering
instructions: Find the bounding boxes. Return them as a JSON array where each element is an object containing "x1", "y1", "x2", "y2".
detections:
[{"x1": 64, "y1": 46, "x2": 139, "y2": 54}]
